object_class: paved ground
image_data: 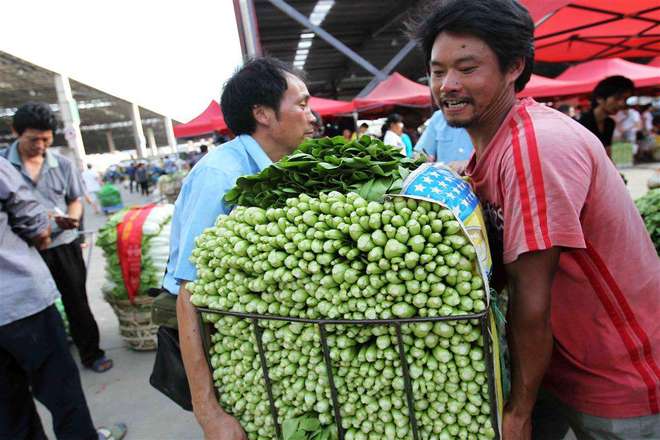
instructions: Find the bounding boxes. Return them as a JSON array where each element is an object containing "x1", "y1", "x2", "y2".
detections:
[
  {"x1": 36, "y1": 183, "x2": 202, "y2": 440},
  {"x1": 35, "y1": 163, "x2": 658, "y2": 439}
]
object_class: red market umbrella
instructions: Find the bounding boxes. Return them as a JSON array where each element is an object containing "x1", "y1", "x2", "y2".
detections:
[
  {"x1": 521, "y1": 0, "x2": 660, "y2": 62},
  {"x1": 173, "y1": 100, "x2": 228, "y2": 138},
  {"x1": 309, "y1": 96, "x2": 354, "y2": 117},
  {"x1": 518, "y1": 73, "x2": 591, "y2": 98},
  {"x1": 556, "y1": 57, "x2": 660, "y2": 90},
  {"x1": 353, "y1": 73, "x2": 431, "y2": 112}
]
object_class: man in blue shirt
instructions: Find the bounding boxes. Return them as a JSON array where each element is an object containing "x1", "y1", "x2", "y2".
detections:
[
  {"x1": 166, "y1": 57, "x2": 315, "y2": 439},
  {"x1": 414, "y1": 109, "x2": 474, "y2": 163}
]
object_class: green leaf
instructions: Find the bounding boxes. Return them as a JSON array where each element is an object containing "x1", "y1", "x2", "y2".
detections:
[
  {"x1": 299, "y1": 418, "x2": 321, "y2": 432},
  {"x1": 282, "y1": 419, "x2": 299, "y2": 439}
]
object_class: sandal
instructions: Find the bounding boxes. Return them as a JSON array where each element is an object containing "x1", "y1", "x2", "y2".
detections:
[
  {"x1": 90, "y1": 356, "x2": 114, "y2": 373},
  {"x1": 97, "y1": 422, "x2": 127, "y2": 440}
]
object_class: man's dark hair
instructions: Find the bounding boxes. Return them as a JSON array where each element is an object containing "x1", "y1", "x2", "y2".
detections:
[
  {"x1": 591, "y1": 76, "x2": 635, "y2": 108},
  {"x1": 200, "y1": 144, "x2": 208, "y2": 153},
  {"x1": 220, "y1": 57, "x2": 303, "y2": 135},
  {"x1": 360, "y1": 122, "x2": 369, "y2": 129},
  {"x1": 12, "y1": 102, "x2": 58, "y2": 135},
  {"x1": 410, "y1": 0, "x2": 535, "y2": 92}
]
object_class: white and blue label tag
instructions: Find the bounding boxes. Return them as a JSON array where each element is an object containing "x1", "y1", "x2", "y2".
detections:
[{"x1": 402, "y1": 164, "x2": 478, "y2": 222}]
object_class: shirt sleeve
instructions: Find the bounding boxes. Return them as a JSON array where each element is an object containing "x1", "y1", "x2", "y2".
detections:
[
  {"x1": 65, "y1": 161, "x2": 83, "y2": 203},
  {"x1": 415, "y1": 116, "x2": 438, "y2": 156},
  {"x1": 0, "y1": 159, "x2": 49, "y2": 241},
  {"x1": 500, "y1": 126, "x2": 590, "y2": 264},
  {"x1": 171, "y1": 165, "x2": 232, "y2": 285}
]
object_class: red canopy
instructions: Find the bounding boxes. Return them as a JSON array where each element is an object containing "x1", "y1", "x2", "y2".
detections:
[
  {"x1": 518, "y1": 73, "x2": 591, "y2": 98},
  {"x1": 650, "y1": 57, "x2": 660, "y2": 68},
  {"x1": 173, "y1": 100, "x2": 228, "y2": 138},
  {"x1": 556, "y1": 58, "x2": 660, "y2": 90},
  {"x1": 520, "y1": 0, "x2": 660, "y2": 62},
  {"x1": 309, "y1": 96, "x2": 354, "y2": 116},
  {"x1": 353, "y1": 73, "x2": 431, "y2": 112}
]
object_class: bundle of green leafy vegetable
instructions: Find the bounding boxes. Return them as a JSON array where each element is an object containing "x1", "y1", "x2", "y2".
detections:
[
  {"x1": 635, "y1": 188, "x2": 660, "y2": 255},
  {"x1": 97, "y1": 204, "x2": 174, "y2": 300},
  {"x1": 224, "y1": 135, "x2": 425, "y2": 209},
  {"x1": 191, "y1": 193, "x2": 496, "y2": 440}
]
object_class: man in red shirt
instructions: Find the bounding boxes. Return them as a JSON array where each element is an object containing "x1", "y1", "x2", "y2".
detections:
[{"x1": 413, "y1": 0, "x2": 660, "y2": 439}]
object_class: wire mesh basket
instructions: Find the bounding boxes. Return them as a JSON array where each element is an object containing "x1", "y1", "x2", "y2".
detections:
[{"x1": 197, "y1": 307, "x2": 503, "y2": 440}]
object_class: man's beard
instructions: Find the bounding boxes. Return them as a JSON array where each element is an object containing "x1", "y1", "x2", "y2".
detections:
[{"x1": 446, "y1": 117, "x2": 476, "y2": 129}]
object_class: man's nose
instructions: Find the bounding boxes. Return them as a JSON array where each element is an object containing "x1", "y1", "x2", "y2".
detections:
[{"x1": 441, "y1": 70, "x2": 461, "y2": 93}]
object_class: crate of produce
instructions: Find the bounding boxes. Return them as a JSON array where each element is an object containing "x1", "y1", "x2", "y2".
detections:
[
  {"x1": 611, "y1": 142, "x2": 633, "y2": 168},
  {"x1": 97, "y1": 203, "x2": 174, "y2": 350},
  {"x1": 189, "y1": 135, "x2": 507, "y2": 440}
]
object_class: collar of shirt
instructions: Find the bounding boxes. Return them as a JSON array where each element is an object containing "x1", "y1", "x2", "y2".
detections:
[
  {"x1": 237, "y1": 134, "x2": 272, "y2": 172},
  {"x1": 8, "y1": 141, "x2": 59, "y2": 179}
]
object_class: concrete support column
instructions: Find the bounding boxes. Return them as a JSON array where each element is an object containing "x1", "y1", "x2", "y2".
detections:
[
  {"x1": 54, "y1": 74, "x2": 86, "y2": 167},
  {"x1": 164, "y1": 117, "x2": 177, "y2": 154},
  {"x1": 130, "y1": 103, "x2": 148, "y2": 158},
  {"x1": 105, "y1": 131, "x2": 116, "y2": 153},
  {"x1": 146, "y1": 127, "x2": 158, "y2": 157}
]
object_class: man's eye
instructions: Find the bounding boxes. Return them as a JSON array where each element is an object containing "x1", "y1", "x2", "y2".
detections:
[
  {"x1": 461, "y1": 67, "x2": 477, "y2": 74},
  {"x1": 432, "y1": 71, "x2": 445, "y2": 77}
]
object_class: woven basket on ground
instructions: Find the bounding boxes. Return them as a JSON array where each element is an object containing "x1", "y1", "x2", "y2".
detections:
[{"x1": 105, "y1": 294, "x2": 157, "y2": 351}]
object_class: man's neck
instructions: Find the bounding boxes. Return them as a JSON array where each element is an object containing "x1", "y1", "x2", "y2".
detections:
[
  {"x1": 468, "y1": 89, "x2": 517, "y2": 158},
  {"x1": 251, "y1": 132, "x2": 290, "y2": 162},
  {"x1": 593, "y1": 106, "x2": 608, "y2": 124},
  {"x1": 17, "y1": 143, "x2": 45, "y2": 165}
]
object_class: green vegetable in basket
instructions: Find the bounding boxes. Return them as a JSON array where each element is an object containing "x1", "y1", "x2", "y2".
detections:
[{"x1": 189, "y1": 192, "x2": 496, "y2": 440}]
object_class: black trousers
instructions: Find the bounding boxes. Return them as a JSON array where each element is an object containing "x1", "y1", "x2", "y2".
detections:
[
  {"x1": 138, "y1": 181, "x2": 149, "y2": 195},
  {"x1": 0, "y1": 306, "x2": 96, "y2": 440},
  {"x1": 40, "y1": 243, "x2": 104, "y2": 367}
]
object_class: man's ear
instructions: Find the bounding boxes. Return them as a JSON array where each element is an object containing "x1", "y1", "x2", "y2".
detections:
[
  {"x1": 507, "y1": 57, "x2": 525, "y2": 86},
  {"x1": 253, "y1": 105, "x2": 273, "y2": 128}
]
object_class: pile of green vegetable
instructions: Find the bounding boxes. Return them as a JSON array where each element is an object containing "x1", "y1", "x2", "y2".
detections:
[
  {"x1": 190, "y1": 192, "x2": 495, "y2": 440},
  {"x1": 224, "y1": 135, "x2": 425, "y2": 209},
  {"x1": 97, "y1": 204, "x2": 174, "y2": 300},
  {"x1": 636, "y1": 188, "x2": 660, "y2": 255}
]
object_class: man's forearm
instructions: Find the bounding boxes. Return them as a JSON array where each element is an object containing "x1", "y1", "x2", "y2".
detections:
[
  {"x1": 504, "y1": 248, "x2": 559, "y2": 419},
  {"x1": 506, "y1": 285, "x2": 554, "y2": 416},
  {"x1": 176, "y1": 284, "x2": 224, "y2": 418},
  {"x1": 67, "y1": 198, "x2": 83, "y2": 220}
]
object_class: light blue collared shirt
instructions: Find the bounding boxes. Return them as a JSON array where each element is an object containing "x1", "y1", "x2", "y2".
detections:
[
  {"x1": 415, "y1": 110, "x2": 474, "y2": 163},
  {"x1": 2, "y1": 141, "x2": 83, "y2": 248},
  {"x1": 162, "y1": 135, "x2": 272, "y2": 294}
]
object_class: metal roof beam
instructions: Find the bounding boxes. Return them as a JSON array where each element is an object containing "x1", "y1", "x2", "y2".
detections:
[
  {"x1": 356, "y1": 40, "x2": 418, "y2": 98},
  {"x1": 267, "y1": 0, "x2": 387, "y2": 80}
]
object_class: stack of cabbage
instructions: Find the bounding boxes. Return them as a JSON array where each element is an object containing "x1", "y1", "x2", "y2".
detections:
[
  {"x1": 97, "y1": 204, "x2": 174, "y2": 300},
  {"x1": 190, "y1": 192, "x2": 495, "y2": 440}
]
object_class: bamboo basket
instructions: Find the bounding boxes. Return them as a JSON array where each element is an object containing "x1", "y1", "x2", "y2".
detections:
[{"x1": 105, "y1": 294, "x2": 158, "y2": 351}]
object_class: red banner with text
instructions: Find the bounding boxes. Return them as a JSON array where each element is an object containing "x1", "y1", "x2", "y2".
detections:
[{"x1": 116, "y1": 204, "x2": 156, "y2": 303}]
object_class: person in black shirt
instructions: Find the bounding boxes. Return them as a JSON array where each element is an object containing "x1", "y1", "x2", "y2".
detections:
[{"x1": 578, "y1": 75, "x2": 634, "y2": 157}]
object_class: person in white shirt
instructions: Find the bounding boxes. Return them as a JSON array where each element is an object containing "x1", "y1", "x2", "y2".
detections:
[
  {"x1": 382, "y1": 113, "x2": 407, "y2": 156},
  {"x1": 81, "y1": 164, "x2": 101, "y2": 214}
]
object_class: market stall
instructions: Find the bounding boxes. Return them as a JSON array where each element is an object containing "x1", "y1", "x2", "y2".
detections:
[
  {"x1": 353, "y1": 73, "x2": 432, "y2": 113},
  {"x1": 173, "y1": 100, "x2": 228, "y2": 139}
]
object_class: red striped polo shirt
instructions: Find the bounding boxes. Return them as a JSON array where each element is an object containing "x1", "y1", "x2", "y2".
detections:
[{"x1": 466, "y1": 98, "x2": 660, "y2": 418}]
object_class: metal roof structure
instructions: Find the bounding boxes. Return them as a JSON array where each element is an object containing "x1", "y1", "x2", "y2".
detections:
[
  {"x1": 235, "y1": 0, "x2": 427, "y2": 100},
  {"x1": 234, "y1": 0, "x2": 658, "y2": 105},
  {"x1": 0, "y1": 51, "x2": 175, "y2": 154}
]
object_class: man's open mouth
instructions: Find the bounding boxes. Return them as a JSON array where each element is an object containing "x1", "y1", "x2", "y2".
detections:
[{"x1": 442, "y1": 98, "x2": 471, "y2": 110}]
